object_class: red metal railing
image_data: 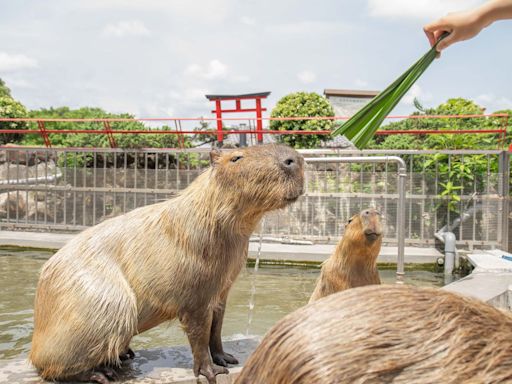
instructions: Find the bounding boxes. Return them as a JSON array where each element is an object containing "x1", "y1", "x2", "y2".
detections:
[{"x1": 0, "y1": 114, "x2": 509, "y2": 149}]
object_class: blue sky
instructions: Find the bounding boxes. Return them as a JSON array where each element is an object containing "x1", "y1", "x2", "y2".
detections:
[{"x1": 0, "y1": 0, "x2": 510, "y2": 120}]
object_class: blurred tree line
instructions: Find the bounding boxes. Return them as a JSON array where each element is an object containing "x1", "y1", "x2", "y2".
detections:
[{"x1": 0, "y1": 78, "x2": 188, "y2": 149}]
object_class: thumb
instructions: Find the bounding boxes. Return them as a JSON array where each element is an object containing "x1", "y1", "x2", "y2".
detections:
[
  {"x1": 436, "y1": 32, "x2": 457, "y2": 51},
  {"x1": 423, "y1": 20, "x2": 451, "y2": 47}
]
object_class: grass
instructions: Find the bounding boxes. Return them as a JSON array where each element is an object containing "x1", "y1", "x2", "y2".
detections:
[{"x1": 332, "y1": 34, "x2": 448, "y2": 149}]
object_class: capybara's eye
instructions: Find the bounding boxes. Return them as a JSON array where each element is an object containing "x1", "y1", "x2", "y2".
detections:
[
  {"x1": 231, "y1": 155, "x2": 243, "y2": 163},
  {"x1": 347, "y1": 218, "x2": 353, "y2": 224}
]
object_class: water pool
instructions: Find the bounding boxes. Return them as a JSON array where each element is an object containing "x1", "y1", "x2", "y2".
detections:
[{"x1": 0, "y1": 248, "x2": 445, "y2": 360}]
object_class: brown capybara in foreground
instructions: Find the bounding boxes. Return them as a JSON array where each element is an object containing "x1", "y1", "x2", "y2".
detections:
[
  {"x1": 309, "y1": 208, "x2": 382, "y2": 302},
  {"x1": 237, "y1": 284, "x2": 512, "y2": 384},
  {"x1": 30, "y1": 144, "x2": 304, "y2": 384}
]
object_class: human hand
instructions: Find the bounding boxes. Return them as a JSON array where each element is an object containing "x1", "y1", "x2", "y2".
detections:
[{"x1": 423, "y1": 9, "x2": 487, "y2": 52}]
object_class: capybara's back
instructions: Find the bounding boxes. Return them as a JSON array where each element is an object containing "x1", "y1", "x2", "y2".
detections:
[
  {"x1": 309, "y1": 208, "x2": 382, "y2": 302},
  {"x1": 238, "y1": 285, "x2": 512, "y2": 384},
  {"x1": 30, "y1": 144, "x2": 304, "y2": 383}
]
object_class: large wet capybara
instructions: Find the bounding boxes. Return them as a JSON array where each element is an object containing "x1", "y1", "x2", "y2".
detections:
[
  {"x1": 29, "y1": 144, "x2": 304, "y2": 384},
  {"x1": 237, "y1": 284, "x2": 512, "y2": 384},
  {"x1": 309, "y1": 208, "x2": 382, "y2": 302}
]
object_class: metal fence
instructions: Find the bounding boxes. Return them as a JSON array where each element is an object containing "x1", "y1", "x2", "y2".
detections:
[{"x1": 0, "y1": 146, "x2": 509, "y2": 251}]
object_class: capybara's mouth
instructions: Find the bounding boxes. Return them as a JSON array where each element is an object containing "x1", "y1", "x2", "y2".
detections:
[
  {"x1": 285, "y1": 195, "x2": 300, "y2": 203},
  {"x1": 285, "y1": 188, "x2": 304, "y2": 203},
  {"x1": 365, "y1": 232, "x2": 381, "y2": 242}
]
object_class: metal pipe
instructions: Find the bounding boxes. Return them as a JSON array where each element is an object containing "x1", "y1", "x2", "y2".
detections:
[
  {"x1": 444, "y1": 232, "x2": 456, "y2": 275},
  {"x1": 305, "y1": 156, "x2": 407, "y2": 283},
  {"x1": 0, "y1": 171, "x2": 62, "y2": 185}
]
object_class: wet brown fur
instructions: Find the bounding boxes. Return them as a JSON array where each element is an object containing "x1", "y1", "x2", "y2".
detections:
[
  {"x1": 30, "y1": 144, "x2": 304, "y2": 383},
  {"x1": 237, "y1": 284, "x2": 512, "y2": 384},
  {"x1": 310, "y1": 208, "x2": 382, "y2": 302}
]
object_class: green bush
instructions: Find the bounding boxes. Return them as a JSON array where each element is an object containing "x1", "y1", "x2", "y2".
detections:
[
  {"x1": 24, "y1": 107, "x2": 188, "y2": 149},
  {"x1": 0, "y1": 96, "x2": 29, "y2": 144},
  {"x1": 0, "y1": 78, "x2": 11, "y2": 98},
  {"x1": 270, "y1": 92, "x2": 334, "y2": 148}
]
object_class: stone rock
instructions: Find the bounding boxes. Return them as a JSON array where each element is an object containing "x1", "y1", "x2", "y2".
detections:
[{"x1": 0, "y1": 338, "x2": 259, "y2": 384}]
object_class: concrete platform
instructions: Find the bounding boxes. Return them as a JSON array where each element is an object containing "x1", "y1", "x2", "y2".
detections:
[
  {"x1": 443, "y1": 249, "x2": 512, "y2": 310},
  {"x1": 248, "y1": 242, "x2": 442, "y2": 264},
  {"x1": 0, "y1": 230, "x2": 442, "y2": 265},
  {"x1": 0, "y1": 338, "x2": 259, "y2": 384}
]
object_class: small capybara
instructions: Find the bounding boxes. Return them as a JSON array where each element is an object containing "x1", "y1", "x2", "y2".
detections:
[
  {"x1": 309, "y1": 208, "x2": 382, "y2": 302},
  {"x1": 237, "y1": 284, "x2": 512, "y2": 384},
  {"x1": 30, "y1": 144, "x2": 304, "y2": 384}
]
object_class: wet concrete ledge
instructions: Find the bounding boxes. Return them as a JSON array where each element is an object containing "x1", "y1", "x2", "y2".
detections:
[
  {"x1": 0, "y1": 338, "x2": 259, "y2": 384},
  {"x1": 443, "y1": 249, "x2": 512, "y2": 310},
  {"x1": 0, "y1": 230, "x2": 443, "y2": 264}
]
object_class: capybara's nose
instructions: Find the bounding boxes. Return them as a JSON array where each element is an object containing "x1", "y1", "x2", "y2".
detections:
[{"x1": 279, "y1": 153, "x2": 302, "y2": 173}]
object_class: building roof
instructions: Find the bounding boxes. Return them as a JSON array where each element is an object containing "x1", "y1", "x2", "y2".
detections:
[
  {"x1": 205, "y1": 92, "x2": 271, "y2": 100},
  {"x1": 324, "y1": 89, "x2": 379, "y2": 98}
]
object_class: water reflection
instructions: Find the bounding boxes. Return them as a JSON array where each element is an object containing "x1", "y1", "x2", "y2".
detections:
[{"x1": 0, "y1": 249, "x2": 444, "y2": 359}]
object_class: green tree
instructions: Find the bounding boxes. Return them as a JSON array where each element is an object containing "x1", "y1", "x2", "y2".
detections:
[
  {"x1": 487, "y1": 109, "x2": 512, "y2": 140},
  {"x1": 0, "y1": 96, "x2": 29, "y2": 144},
  {"x1": 0, "y1": 78, "x2": 12, "y2": 98},
  {"x1": 270, "y1": 92, "x2": 334, "y2": 148},
  {"x1": 25, "y1": 107, "x2": 188, "y2": 149},
  {"x1": 368, "y1": 98, "x2": 492, "y2": 150}
]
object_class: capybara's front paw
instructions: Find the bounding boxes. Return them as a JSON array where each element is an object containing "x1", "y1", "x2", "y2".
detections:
[
  {"x1": 73, "y1": 366, "x2": 117, "y2": 383},
  {"x1": 212, "y1": 351, "x2": 239, "y2": 366},
  {"x1": 86, "y1": 369, "x2": 116, "y2": 384},
  {"x1": 120, "y1": 347, "x2": 135, "y2": 361},
  {"x1": 194, "y1": 362, "x2": 229, "y2": 384}
]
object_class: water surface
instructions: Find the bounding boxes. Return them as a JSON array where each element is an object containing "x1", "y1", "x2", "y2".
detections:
[{"x1": 0, "y1": 249, "x2": 444, "y2": 359}]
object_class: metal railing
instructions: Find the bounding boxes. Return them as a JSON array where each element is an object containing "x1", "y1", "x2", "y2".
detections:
[
  {"x1": 0, "y1": 113, "x2": 508, "y2": 148},
  {"x1": 0, "y1": 147, "x2": 509, "y2": 252},
  {"x1": 305, "y1": 156, "x2": 407, "y2": 282}
]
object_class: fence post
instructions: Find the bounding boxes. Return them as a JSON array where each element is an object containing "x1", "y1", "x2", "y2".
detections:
[
  {"x1": 499, "y1": 150, "x2": 510, "y2": 251},
  {"x1": 396, "y1": 160, "x2": 407, "y2": 283}
]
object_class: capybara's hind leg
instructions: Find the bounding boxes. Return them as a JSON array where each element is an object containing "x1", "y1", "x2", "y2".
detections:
[
  {"x1": 181, "y1": 309, "x2": 228, "y2": 384},
  {"x1": 210, "y1": 300, "x2": 239, "y2": 367}
]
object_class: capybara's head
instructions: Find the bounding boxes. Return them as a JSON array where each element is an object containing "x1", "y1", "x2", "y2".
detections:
[
  {"x1": 345, "y1": 208, "x2": 383, "y2": 244},
  {"x1": 236, "y1": 285, "x2": 512, "y2": 384},
  {"x1": 210, "y1": 144, "x2": 304, "y2": 213}
]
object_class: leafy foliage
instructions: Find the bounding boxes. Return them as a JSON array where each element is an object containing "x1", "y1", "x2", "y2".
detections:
[
  {"x1": 333, "y1": 36, "x2": 444, "y2": 148},
  {"x1": 270, "y1": 92, "x2": 334, "y2": 148},
  {"x1": 0, "y1": 96, "x2": 29, "y2": 144},
  {"x1": 367, "y1": 98, "x2": 507, "y2": 216},
  {"x1": 368, "y1": 98, "x2": 498, "y2": 150},
  {"x1": 24, "y1": 107, "x2": 188, "y2": 149},
  {"x1": 0, "y1": 78, "x2": 12, "y2": 98}
]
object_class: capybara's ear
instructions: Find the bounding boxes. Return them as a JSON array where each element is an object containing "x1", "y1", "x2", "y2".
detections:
[{"x1": 210, "y1": 149, "x2": 221, "y2": 167}]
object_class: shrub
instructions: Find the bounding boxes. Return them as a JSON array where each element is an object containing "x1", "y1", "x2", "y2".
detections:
[{"x1": 270, "y1": 92, "x2": 334, "y2": 148}]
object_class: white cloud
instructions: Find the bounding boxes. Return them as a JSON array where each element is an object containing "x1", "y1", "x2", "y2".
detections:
[
  {"x1": 401, "y1": 84, "x2": 433, "y2": 105},
  {"x1": 103, "y1": 20, "x2": 151, "y2": 37},
  {"x1": 354, "y1": 78, "x2": 369, "y2": 88},
  {"x1": 240, "y1": 16, "x2": 256, "y2": 26},
  {"x1": 0, "y1": 52, "x2": 38, "y2": 72},
  {"x1": 2, "y1": 77, "x2": 34, "y2": 89},
  {"x1": 232, "y1": 74, "x2": 251, "y2": 83},
  {"x1": 297, "y1": 70, "x2": 317, "y2": 84},
  {"x1": 475, "y1": 93, "x2": 512, "y2": 110},
  {"x1": 81, "y1": 0, "x2": 231, "y2": 23},
  {"x1": 267, "y1": 21, "x2": 350, "y2": 36},
  {"x1": 185, "y1": 60, "x2": 228, "y2": 80},
  {"x1": 367, "y1": 0, "x2": 483, "y2": 20}
]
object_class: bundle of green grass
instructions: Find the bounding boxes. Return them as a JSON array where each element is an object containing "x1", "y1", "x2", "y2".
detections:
[{"x1": 332, "y1": 34, "x2": 447, "y2": 149}]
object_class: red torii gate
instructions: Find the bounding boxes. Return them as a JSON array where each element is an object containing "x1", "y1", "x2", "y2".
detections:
[{"x1": 205, "y1": 92, "x2": 271, "y2": 145}]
